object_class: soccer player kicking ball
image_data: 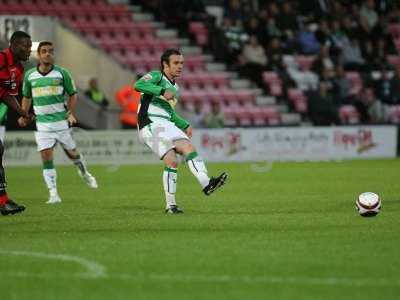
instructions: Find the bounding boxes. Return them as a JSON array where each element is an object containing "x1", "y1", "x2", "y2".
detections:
[
  {"x1": 0, "y1": 31, "x2": 33, "y2": 215},
  {"x1": 135, "y1": 49, "x2": 228, "y2": 214},
  {"x1": 18, "y1": 41, "x2": 98, "y2": 204}
]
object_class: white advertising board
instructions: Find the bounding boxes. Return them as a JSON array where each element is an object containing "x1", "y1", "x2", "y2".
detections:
[{"x1": 2, "y1": 126, "x2": 398, "y2": 166}]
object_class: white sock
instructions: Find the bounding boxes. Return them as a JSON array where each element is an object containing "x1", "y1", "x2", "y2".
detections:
[
  {"x1": 163, "y1": 167, "x2": 177, "y2": 208},
  {"x1": 72, "y1": 154, "x2": 88, "y2": 175},
  {"x1": 43, "y1": 169, "x2": 57, "y2": 192},
  {"x1": 186, "y1": 152, "x2": 210, "y2": 188}
]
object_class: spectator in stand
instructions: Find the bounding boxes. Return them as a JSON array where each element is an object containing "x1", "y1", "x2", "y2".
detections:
[
  {"x1": 329, "y1": 19, "x2": 347, "y2": 56},
  {"x1": 245, "y1": 16, "x2": 266, "y2": 45},
  {"x1": 299, "y1": 0, "x2": 332, "y2": 19},
  {"x1": 204, "y1": 102, "x2": 225, "y2": 128},
  {"x1": 297, "y1": 22, "x2": 321, "y2": 55},
  {"x1": 85, "y1": 78, "x2": 109, "y2": 108},
  {"x1": 389, "y1": 65, "x2": 400, "y2": 105},
  {"x1": 266, "y1": 37, "x2": 284, "y2": 71},
  {"x1": 224, "y1": 0, "x2": 244, "y2": 22},
  {"x1": 257, "y1": 8, "x2": 282, "y2": 42},
  {"x1": 312, "y1": 45, "x2": 334, "y2": 76},
  {"x1": 221, "y1": 17, "x2": 249, "y2": 65},
  {"x1": 360, "y1": 0, "x2": 379, "y2": 30},
  {"x1": 239, "y1": 35, "x2": 267, "y2": 88},
  {"x1": 180, "y1": 101, "x2": 205, "y2": 128},
  {"x1": 308, "y1": 82, "x2": 340, "y2": 126},
  {"x1": 159, "y1": 0, "x2": 187, "y2": 30},
  {"x1": 362, "y1": 88, "x2": 384, "y2": 123},
  {"x1": 185, "y1": 0, "x2": 208, "y2": 22},
  {"x1": 361, "y1": 40, "x2": 378, "y2": 70},
  {"x1": 276, "y1": 1, "x2": 298, "y2": 40},
  {"x1": 333, "y1": 65, "x2": 352, "y2": 105},
  {"x1": 374, "y1": 67, "x2": 395, "y2": 105},
  {"x1": 341, "y1": 35, "x2": 365, "y2": 71},
  {"x1": 315, "y1": 19, "x2": 333, "y2": 47},
  {"x1": 115, "y1": 83, "x2": 140, "y2": 128}
]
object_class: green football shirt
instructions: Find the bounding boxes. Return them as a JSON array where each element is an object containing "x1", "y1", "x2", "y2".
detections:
[
  {"x1": 134, "y1": 70, "x2": 189, "y2": 130},
  {"x1": 22, "y1": 65, "x2": 77, "y2": 132}
]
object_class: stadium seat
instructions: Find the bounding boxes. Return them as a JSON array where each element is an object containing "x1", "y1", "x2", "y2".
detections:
[
  {"x1": 387, "y1": 55, "x2": 400, "y2": 68},
  {"x1": 188, "y1": 21, "x2": 209, "y2": 47},
  {"x1": 387, "y1": 105, "x2": 400, "y2": 123},
  {"x1": 288, "y1": 89, "x2": 308, "y2": 113},
  {"x1": 222, "y1": 106, "x2": 238, "y2": 126},
  {"x1": 262, "y1": 72, "x2": 283, "y2": 97},
  {"x1": 339, "y1": 105, "x2": 360, "y2": 124}
]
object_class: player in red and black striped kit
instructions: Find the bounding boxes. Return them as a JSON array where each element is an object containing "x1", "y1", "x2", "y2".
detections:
[{"x1": 0, "y1": 31, "x2": 33, "y2": 215}]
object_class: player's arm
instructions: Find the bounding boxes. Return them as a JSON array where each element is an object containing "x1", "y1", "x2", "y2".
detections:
[
  {"x1": 134, "y1": 71, "x2": 174, "y2": 100},
  {"x1": 66, "y1": 93, "x2": 78, "y2": 126},
  {"x1": 17, "y1": 96, "x2": 33, "y2": 127},
  {"x1": 62, "y1": 68, "x2": 78, "y2": 126},
  {"x1": 171, "y1": 110, "x2": 192, "y2": 137},
  {"x1": 1, "y1": 94, "x2": 30, "y2": 118}
]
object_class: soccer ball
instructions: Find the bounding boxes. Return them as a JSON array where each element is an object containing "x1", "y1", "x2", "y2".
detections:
[{"x1": 356, "y1": 192, "x2": 381, "y2": 217}]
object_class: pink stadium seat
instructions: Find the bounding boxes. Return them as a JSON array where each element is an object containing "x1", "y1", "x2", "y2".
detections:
[
  {"x1": 210, "y1": 73, "x2": 229, "y2": 88},
  {"x1": 222, "y1": 107, "x2": 238, "y2": 126},
  {"x1": 204, "y1": 88, "x2": 222, "y2": 103},
  {"x1": 188, "y1": 21, "x2": 209, "y2": 46},
  {"x1": 262, "y1": 71, "x2": 283, "y2": 97},
  {"x1": 220, "y1": 88, "x2": 240, "y2": 105},
  {"x1": 235, "y1": 89, "x2": 255, "y2": 105},
  {"x1": 339, "y1": 105, "x2": 360, "y2": 124},
  {"x1": 184, "y1": 55, "x2": 205, "y2": 72},
  {"x1": 261, "y1": 106, "x2": 281, "y2": 125},
  {"x1": 387, "y1": 55, "x2": 400, "y2": 67},
  {"x1": 387, "y1": 105, "x2": 400, "y2": 123},
  {"x1": 288, "y1": 89, "x2": 308, "y2": 113},
  {"x1": 236, "y1": 107, "x2": 252, "y2": 126},
  {"x1": 394, "y1": 38, "x2": 400, "y2": 51}
]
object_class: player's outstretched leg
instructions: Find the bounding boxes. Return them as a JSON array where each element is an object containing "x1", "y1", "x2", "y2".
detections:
[
  {"x1": 185, "y1": 151, "x2": 228, "y2": 196},
  {"x1": 67, "y1": 151, "x2": 98, "y2": 189},
  {"x1": 163, "y1": 149, "x2": 183, "y2": 214}
]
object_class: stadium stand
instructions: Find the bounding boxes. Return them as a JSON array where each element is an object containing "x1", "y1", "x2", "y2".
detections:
[{"x1": 2, "y1": 0, "x2": 400, "y2": 127}]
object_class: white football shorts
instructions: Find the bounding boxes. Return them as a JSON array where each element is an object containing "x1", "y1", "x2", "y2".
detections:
[
  {"x1": 34, "y1": 129, "x2": 76, "y2": 152},
  {"x1": 138, "y1": 117, "x2": 189, "y2": 159}
]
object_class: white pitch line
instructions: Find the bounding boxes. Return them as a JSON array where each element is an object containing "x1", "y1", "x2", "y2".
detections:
[
  {"x1": 111, "y1": 272, "x2": 400, "y2": 287},
  {"x1": 0, "y1": 251, "x2": 398, "y2": 287},
  {"x1": 0, "y1": 250, "x2": 106, "y2": 279},
  {"x1": 1, "y1": 270, "x2": 399, "y2": 288}
]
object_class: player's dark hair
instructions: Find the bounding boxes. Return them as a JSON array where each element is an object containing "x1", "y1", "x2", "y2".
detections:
[
  {"x1": 10, "y1": 31, "x2": 31, "y2": 44},
  {"x1": 37, "y1": 41, "x2": 53, "y2": 53},
  {"x1": 160, "y1": 49, "x2": 181, "y2": 70}
]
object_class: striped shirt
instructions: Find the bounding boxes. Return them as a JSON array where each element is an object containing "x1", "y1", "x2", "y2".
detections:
[{"x1": 22, "y1": 65, "x2": 76, "y2": 132}]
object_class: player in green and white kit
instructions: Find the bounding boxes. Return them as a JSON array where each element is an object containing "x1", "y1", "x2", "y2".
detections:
[
  {"x1": 135, "y1": 49, "x2": 228, "y2": 214},
  {"x1": 19, "y1": 41, "x2": 98, "y2": 204}
]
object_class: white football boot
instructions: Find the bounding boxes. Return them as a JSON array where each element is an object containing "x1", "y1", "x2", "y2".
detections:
[
  {"x1": 78, "y1": 171, "x2": 98, "y2": 189},
  {"x1": 47, "y1": 189, "x2": 62, "y2": 204}
]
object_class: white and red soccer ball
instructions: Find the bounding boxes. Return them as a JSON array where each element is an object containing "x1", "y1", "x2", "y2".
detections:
[{"x1": 356, "y1": 192, "x2": 381, "y2": 217}]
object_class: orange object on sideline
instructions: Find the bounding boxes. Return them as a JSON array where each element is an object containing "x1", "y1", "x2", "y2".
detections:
[{"x1": 115, "y1": 85, "x2": 140, "y2": 126}]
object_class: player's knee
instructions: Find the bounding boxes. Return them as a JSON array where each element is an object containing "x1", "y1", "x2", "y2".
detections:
[
  {"x1": 163, "y1": 149, "x2": 178, "y2": 168},
  {"x1": 175, "y1": 140, "x2": 195, "y2": 154}
]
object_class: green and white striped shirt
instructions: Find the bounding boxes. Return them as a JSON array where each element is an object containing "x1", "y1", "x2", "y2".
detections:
[{"x1": 22, "y1": 65, "x2": 76, "y2": 132}]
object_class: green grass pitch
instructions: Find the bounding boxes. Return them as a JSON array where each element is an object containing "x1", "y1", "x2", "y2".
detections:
[{"x1": 1, "y1": 159, "x2": 399, "y2": 300}]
